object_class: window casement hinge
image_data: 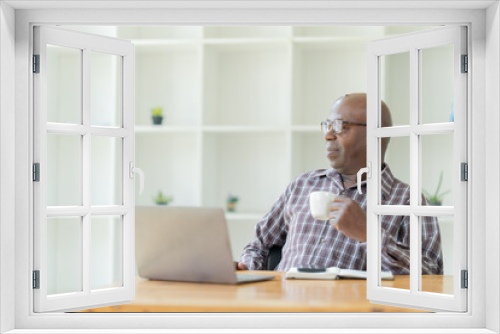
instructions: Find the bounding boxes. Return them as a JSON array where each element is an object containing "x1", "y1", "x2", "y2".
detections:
[
  {"x1": 33, "y1": 163, "x2": 40, "y2": 182},
  {"x1": 33, "y1": 54, "x2": 40, "y2": 73},
  {"x1": 461, "y1": 54, "x2": 468, "y2": 73},
  {"x1": 33, "y1": 270, "x2": 40, "y2": 289},
  {"x1": 461, "y1": 270, "x2": 468, "y2": 289},
  {"x1": 461, "y1": 162, "x2": 468, "y2": 181}
]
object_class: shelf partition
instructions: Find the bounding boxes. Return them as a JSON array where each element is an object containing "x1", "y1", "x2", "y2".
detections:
[{"x1": 126, "y1": 25, "x2": 437, "y2": 259}]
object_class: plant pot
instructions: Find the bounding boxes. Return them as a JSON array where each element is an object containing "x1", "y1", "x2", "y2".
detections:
[
  {"x1": 428, "y1": 201, "x2": 442, "y2": 206},
  {"x1": 226, "y1": 201, "x2": 237, "y2": 212},
  {"x1": 155, "y1": 201, "x2": 169, "y2": 206},
  {"x1": 152, "y1": 115, "x2": 163, "y2": 125}
]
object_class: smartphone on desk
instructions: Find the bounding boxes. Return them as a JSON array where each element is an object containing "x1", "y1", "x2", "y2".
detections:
[{"x1": 297, "y1": 268, "x2": 327, "y2": 273}]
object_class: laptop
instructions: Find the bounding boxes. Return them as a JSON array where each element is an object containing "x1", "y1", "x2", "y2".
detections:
[{"x1": 135, "y1": 206, "x2": 275, "y2": 284}]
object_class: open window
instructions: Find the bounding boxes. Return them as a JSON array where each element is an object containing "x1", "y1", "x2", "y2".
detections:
[
  {"x1": 33, "y1": 26, "x2": 141, "y2": 312},
  {"x1": 366, "y1": 26, "x2": 467, "y2": 312}
]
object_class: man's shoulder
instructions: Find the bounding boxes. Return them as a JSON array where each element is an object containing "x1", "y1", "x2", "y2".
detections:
[
  {"x1": 381, "y1": 165, "x2": 411, "y2": 201},
  {"x1": 281, "y1": 169, "x2": 331, "y2": 196},
  {"x1": 386, "y1": 173, "x2": 410, "y2": 189},
  {"x1": 285, "y1": 169, "x2": 328, "y2": 189},
  {"x1": 293, "y1": 169, "x2": 329, "y2": 182}
]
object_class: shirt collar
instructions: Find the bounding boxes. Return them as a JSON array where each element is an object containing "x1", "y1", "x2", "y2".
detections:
[
  {"x1": 312, "y1": 164, "x2": 394, "y2": 199},
  {"x1": 379, "y1": 163, "x2": 395, "y2": 199}
]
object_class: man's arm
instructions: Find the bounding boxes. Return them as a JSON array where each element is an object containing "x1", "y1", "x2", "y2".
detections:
[
  {"x1": 380, "y1": 215, "x2": 443, "y2": 275},
  {"x1": 238, "y1": 190, "x2": 289, "y2": 270},
  {"x1": 331, "y1": 196, "x2": 443, "y2": 275}
]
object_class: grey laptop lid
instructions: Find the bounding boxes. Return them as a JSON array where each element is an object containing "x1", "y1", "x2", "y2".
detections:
[{"x1": 136, "y1": 206, "x2": 272, "y2": 284}]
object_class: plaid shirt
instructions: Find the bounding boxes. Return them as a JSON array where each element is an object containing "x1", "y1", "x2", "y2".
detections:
[{"x1": 239, "y1": 164, "x2": 443, "y2": 274}]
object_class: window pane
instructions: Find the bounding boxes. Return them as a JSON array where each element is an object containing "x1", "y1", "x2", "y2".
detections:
[
  {"x1": 421, "y1": 133, "x2": 454, "y2": 206},
  {"x1": 380, "y1": 52, "x2": 410, "y2": 127},
  {"x1": 47, "y1": 217, "x2": 81, "y2": 295},
  {"x1": 420, "y1": 45, "x2": 454, "y2": 124},
  {"x1": 381, "y1": 136, "x2": 410, "y2": 205},
  {"x1": 91, "y1": 136, "x2": 122, "y2": 206},
  {"x1": 47, "y1": 45, "x2": 81, "y2": 124},
  {"x1": 47, "y1": 134, "x2": 81, "y2": 206},
  {"x1": 91, "y1": 216, "x2": 122, "y2": 290},
  {"x1": 421, "y1": 216, "x2": 452, "y2": 295},
  {"x1": 91, "y1": 52, "x2": 122, "y2": 127},
  {"x1": 379, "y1": 215, "x2": 410, "y2": 291}
]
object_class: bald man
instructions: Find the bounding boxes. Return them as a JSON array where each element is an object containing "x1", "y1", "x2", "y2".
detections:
[{"x1": 238, "y1": 93, "x2": 443, "y2": 274}]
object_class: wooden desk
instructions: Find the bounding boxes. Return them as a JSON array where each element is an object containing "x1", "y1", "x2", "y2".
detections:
[{"x1": 82, "y1": 271, "x2": 452, "y2": 313}]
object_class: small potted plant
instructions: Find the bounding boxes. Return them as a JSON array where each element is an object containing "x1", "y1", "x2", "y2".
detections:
[
  {"x1": 151, "y1": 107, "x2": 163, "y2": 125},
  {"x1": 226, "y1": 194, "x2": 239, "y2": 212},
  {"x1": 153, "y1": 191, "x2": 173, "y2": 205},
  {"x1": 423, "y1": 171, "x2": 450, "y2": 206}
]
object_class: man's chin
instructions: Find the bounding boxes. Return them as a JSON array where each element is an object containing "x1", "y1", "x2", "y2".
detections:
[
  {"x1": 328, "y1": 161, "x2": 349, "y2": 174},
  {"x1": 328, "y1": 160, "x2": 340, "y2": 170}
]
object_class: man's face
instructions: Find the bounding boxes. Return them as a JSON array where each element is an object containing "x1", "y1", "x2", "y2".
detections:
[{"x1": 324, "y1": 98, "x2": 367, "y2": 175}]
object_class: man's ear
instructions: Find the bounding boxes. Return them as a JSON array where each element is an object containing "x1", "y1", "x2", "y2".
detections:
[{"x1": 380, "y1": 137, "x2": 391, "y2": 161}]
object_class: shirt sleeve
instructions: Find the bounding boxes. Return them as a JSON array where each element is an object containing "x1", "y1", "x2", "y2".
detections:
[
  {"x1": 238, "y1": 185, "x2": 291, "y2": 270},
  {"x1": 380, "y1": 213, "x2": 444, "y2": 275}
]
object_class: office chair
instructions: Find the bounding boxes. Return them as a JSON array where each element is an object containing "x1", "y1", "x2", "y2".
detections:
[{"x1": 266, "y1": 245, "x2": 282, "y2": 270}]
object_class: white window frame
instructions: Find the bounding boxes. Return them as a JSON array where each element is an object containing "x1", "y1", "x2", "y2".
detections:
[
  {"x1": 1, "y1": 2, "x2": 498, "y2": 333},
  {"x1": 366, "y1": 26, "x2": 468, "y2": 312},
  {"x1": 32, "y1": 26, "x2": 136, "y2": 313}
]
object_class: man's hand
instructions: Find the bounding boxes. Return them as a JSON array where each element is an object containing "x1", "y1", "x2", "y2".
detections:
[
  {"x1": 234, "y1": 261, "x2": 248, "y2": 270},
  {"x1": 329, "y1": 196, "x2": 367, "y2": 242}
]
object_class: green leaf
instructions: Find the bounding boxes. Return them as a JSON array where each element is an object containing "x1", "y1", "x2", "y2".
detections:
[{"x1": 151, "y1": 107, "x2": 163, "y2": 116}]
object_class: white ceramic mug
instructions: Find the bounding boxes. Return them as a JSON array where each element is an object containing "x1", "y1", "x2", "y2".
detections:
[{"x1": 309, "y1": 191, "x2": 338, "y2": 221}]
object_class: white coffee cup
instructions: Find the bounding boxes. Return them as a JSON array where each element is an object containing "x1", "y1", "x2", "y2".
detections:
[{"x1": 309, "y1": 191, "x2": 338, "y2": 221}]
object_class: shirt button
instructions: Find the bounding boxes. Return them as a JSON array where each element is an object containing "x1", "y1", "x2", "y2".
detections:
[{"x1": 321, "y1": 238, "x2": 326, "y2": 243}]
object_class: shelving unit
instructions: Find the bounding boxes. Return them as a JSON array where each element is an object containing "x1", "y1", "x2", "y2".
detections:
[
  {"x1": 63, "y1": 25, "x2": 440, "y2": 260},
  {"x1": 124, "y1": 25, "x2": 435, "y2": 259}
]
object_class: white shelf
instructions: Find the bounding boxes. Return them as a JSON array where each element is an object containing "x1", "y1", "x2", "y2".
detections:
[
  {"x1": 201, "y1": 132, "x2": 289, "y2": 213},
  {"x1": 292, "y1": 36, "x2": 378, "y2": 49},
  {"x1": 293, "y1": 36, "x2": 375, "y2": 42},
  {"x1": 225, "y1": 212, "x2": 264, "y2": 221},
  {"x1": 133, "y1": 39, "x2": 201, "y2": 46},
  {"x1": 203, "y1": 38, "x2": 289, "y2": 46},
  {"x1": 203, "y1": 26, "x2": 293, "y2": 39},
  {"x1": 135, "y1": 132, "x2": 201, "y2": 207},
  {"x1": 202, "y1": 126, "x2": 287, "y2": 133},
  {"x1": 135, "y1": 125, "x2": 320, "y2": 133},
  {"x1": 291, "y1": 125, "x2": 320, "y2": 132},
  {"x1": 135, "y1": 125, "x2": 200, "y2": 133},
  {"x1": 117, "y1": 26, "x2": 204, "y2": 40},
  {"x1": 132, "y1": 37, "x2": 376, "y2": 48}
]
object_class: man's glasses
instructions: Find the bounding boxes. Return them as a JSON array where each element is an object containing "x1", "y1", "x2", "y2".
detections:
[{"x1": 320, "y1": 120, "x2": 367, "y2": 135}]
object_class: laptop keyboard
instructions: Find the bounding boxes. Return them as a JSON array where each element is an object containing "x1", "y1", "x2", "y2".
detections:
[{"x1": 236, "y1": 273, "x2": 274, "y2": 283}]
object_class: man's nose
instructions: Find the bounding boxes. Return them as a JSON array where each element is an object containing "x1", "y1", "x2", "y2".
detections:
[{"x1": 324, "y1": 130, "x2": 337, "y2": 141}]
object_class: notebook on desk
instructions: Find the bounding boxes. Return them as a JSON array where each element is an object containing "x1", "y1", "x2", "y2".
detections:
[
  {"x1": 285, "y1": 267, "x2": 394, "y2": 280},
  {"x1": 135, "y1": 206, "x2": 274, "y2": 285}
]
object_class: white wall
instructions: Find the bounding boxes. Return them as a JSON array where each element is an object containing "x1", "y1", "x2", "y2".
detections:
[
  {"x1": 0, "y1": 2, "x2": 16, "y2": 333},
  {"x1": 486, "y1": 2, "x2": 500, "y2": 332}
]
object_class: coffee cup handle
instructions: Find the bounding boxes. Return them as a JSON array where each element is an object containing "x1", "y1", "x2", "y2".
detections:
[{"x1": 356, "y1": 166, "x2": 370, "y2": 194}]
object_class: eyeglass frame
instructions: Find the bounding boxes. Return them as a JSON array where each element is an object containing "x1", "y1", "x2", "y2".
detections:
[{"x1": 320, "y1": 120, "x2": 367, "y2": 135}]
